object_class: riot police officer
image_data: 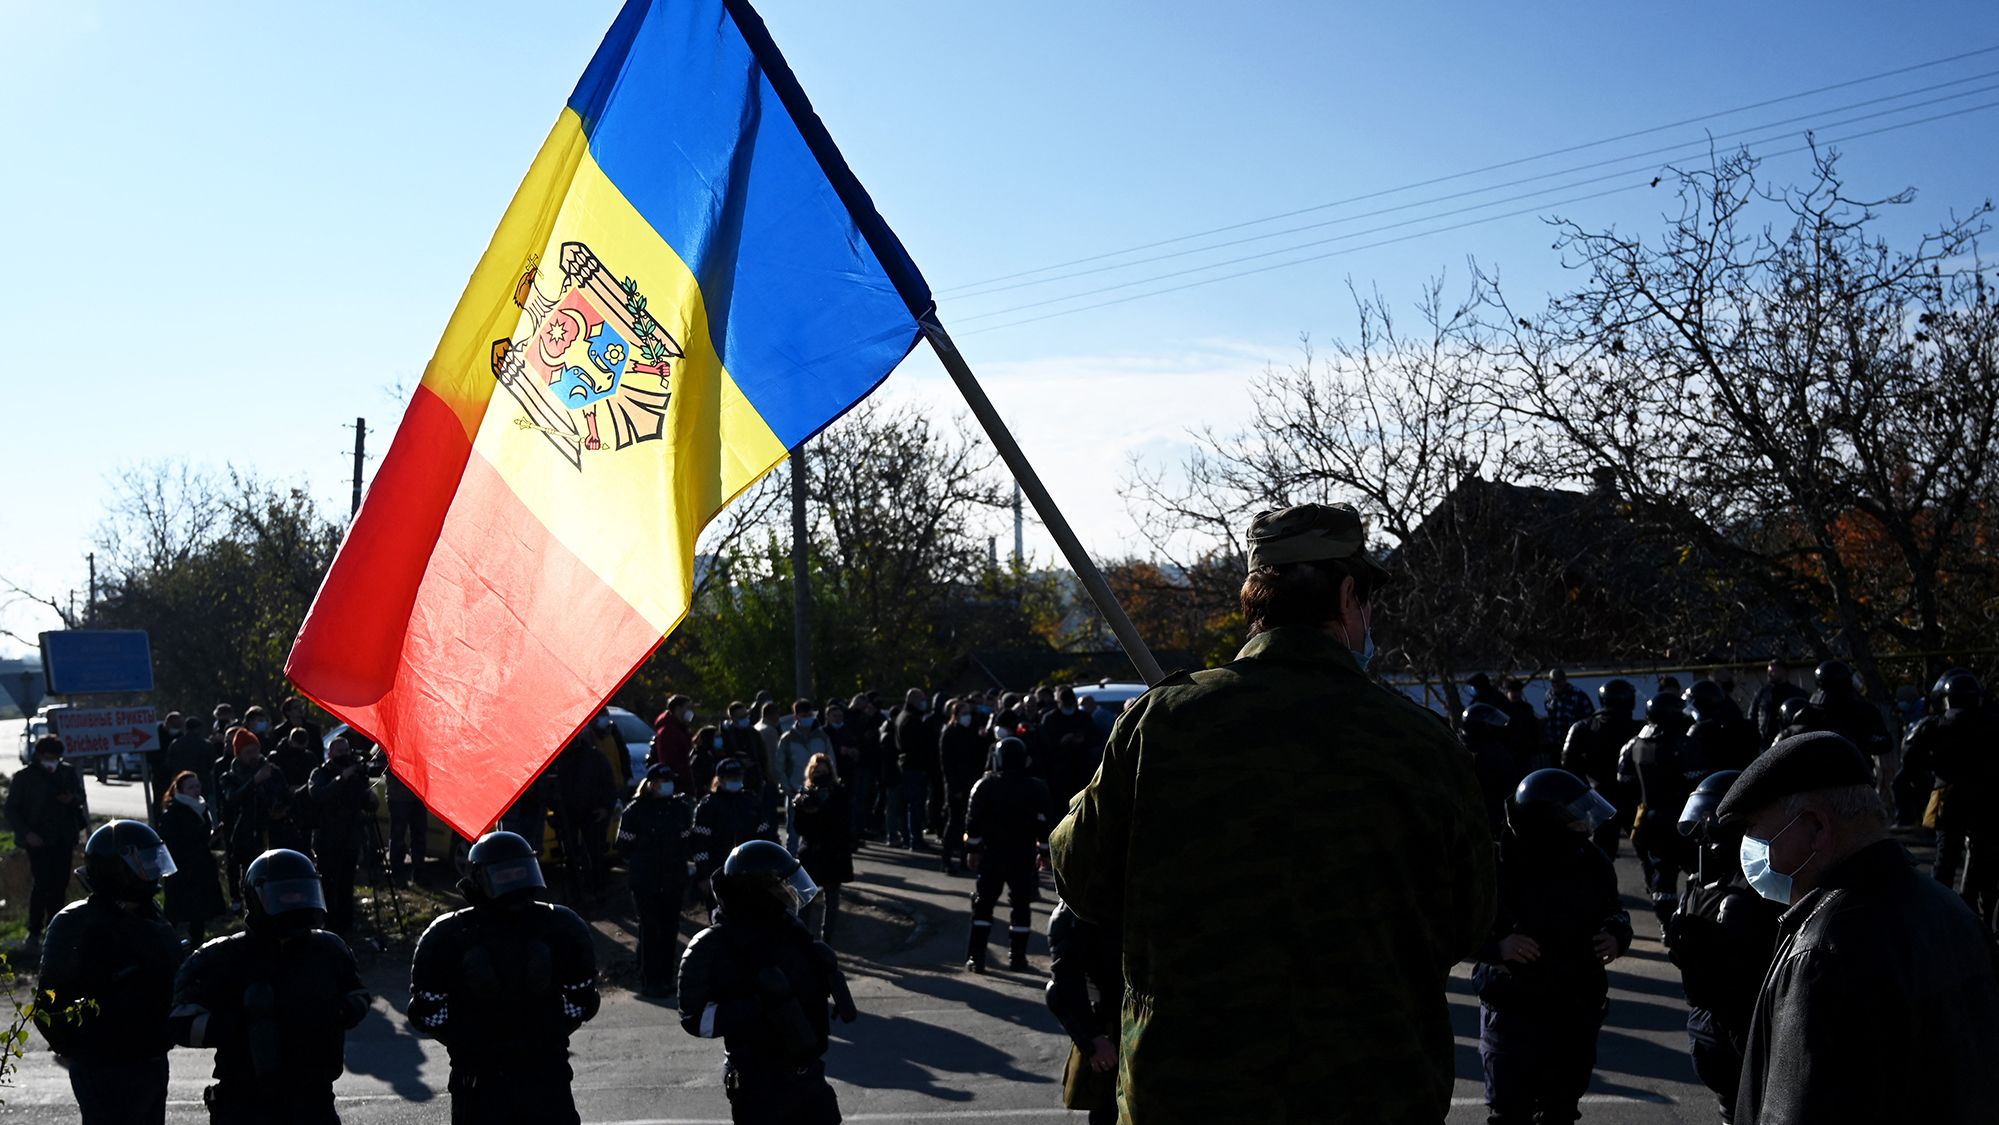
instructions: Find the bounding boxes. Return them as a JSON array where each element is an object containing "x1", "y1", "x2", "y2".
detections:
[
  {"x1": 1929, "y1": 673, "x2": 1999, "y2": 927},
  {"x1": 963, "y1": 737, "x2": 1053, "y2": 973},
  {"x1": 1474, "y1": 769, "x2": 1631, "y2": 1125},
  {"x1": 617, "y1": 765, "x2": 695, "y2": 997},
  {"x1": 677, "y1": 839, "x2": 858, "y2": 1125},
  {"x1": 36, "y1": 820, "x2": 182, "y2": 1125},
  {"x1": 1619, "y1": 693, "x2": 1698, "y2": 925},
  {"x1": 1467, "y1": 702, "x2": 1524, "y2": 840},
  {"x1": 1663, "y1": 770, "x2": 1782, "y2": 1124},
  {"x1": 1685, "y1": 680, "x2": 1758, "y2": 774},
  {"x1": 409, "y1": 831, "x2": 600, "y2": 1124},
  {"x1": 170, "y1": 849, "x2": 370, "y2": 1124},
  {"x1": 1561, "y1": 679, "x2": 1643, "y2": 857}
]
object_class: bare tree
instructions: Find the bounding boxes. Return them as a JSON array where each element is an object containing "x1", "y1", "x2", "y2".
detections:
[{"x1": 1486, "y1": 148, "x2": 1999, "y2": 691}]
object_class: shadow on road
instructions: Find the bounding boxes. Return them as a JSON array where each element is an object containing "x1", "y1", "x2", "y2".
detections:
[
  {"x1": 345, "y1": 1001, "x2": 436, "y2": 1102},
  {"x1": 825, "y1": 1011, "x2": 1054, "y2": 1098}
]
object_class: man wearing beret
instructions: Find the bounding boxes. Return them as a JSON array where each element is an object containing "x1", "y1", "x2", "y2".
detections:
[
  {"x1": 1051, "y1": 503, "x2": 1497, "y2": 1124},
  {"x1": 1719, "y1": 731, "x2": 1999, "y2": 1125}
]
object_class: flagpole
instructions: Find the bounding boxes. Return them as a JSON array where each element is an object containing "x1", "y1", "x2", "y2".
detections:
[{"x1": 919, "y1": 313, "x2": 1167, "y2": 686}]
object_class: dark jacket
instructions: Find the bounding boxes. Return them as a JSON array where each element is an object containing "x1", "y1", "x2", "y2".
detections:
[
  {"x1": 617, "y1": 793, "x2": 694, "y2": 893},
  {"x1": 691, "y1": 788, "x2": 777, "y2": 879},
  {"x1": 1665, "y1": 857, "x2": 1782, "y2": 1052},
  {"x1": 1808, "y1": 690, "x2": 1894, "y2": 760},
  {"x1": 895, "y1": 707, "x2": 942, "y2": 775},
  {"x1": 791, "y1": 784, "x2": 854, "y2": 886},
  {"x1": 556, "y1": 736, "x2": 619, "y2": 815},
  {"x1": 217, "y1": 758, "x2": 295, "y2": 856},
  {"x1": 1748, "y1": 680, "x2": 1807, "y2": 747},
  {"x1": 1038, "y1": 709, "x2": 1100, "y2": 806},
  {"x1": 35, "y1": 894, "x2": 182, "y2": 1060},
  {"x1": 409, "y1": 898, "x2": 600, "y2": 1078},
  {"x1": 1737, "y1": 840, "x2": 1999, "y2": 1125},
  {"x1": 164, "y1": 732, "x2": 219, "y2": 793},
  {"x1": 1618, "y1": 716, "x2": 1699, "y2": 851},
  {"x1": 1475, "y1": 828, "x2": 1632, "y2": 1012},
  {"x1": 938, "y1": 722, "x2": 990, "y2": 799},
  {"x1": 308, "y1": 757, "x2": 375, "y2": 856},
  {"x1": 169, "y1": 929, "x2": 369, "y2": 1096},
  {"x1": 1046, "y1": 898, "x2": 1121, "y2": 1115},
  {"x1": 160, "y1": 796, "x2": 228, "y2": 926},
  {"x1": 5, "y1": 760, "x2": 89, "y2": 846},
  {"x1": 651, "y1": 712, "x2": 693, "y2": 783},
  {"x1": 677, "y1": 909, "x2": 851, "y2": 1071},
  {"x1": 965, "y1": 767, "x2": 1052, "y2": 865},
  {"x1": 1561, "y1": 712, "x2": 1643, "y2": 799}
]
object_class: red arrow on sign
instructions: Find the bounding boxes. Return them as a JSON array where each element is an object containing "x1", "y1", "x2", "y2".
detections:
[{"x1": 113, "y1": 728, "x2": 152, "y2": 748}]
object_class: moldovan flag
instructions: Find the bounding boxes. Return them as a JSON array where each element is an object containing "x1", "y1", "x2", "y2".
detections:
[{"x1": 286, "y1": 0, "x2": 932, "y2": 838}]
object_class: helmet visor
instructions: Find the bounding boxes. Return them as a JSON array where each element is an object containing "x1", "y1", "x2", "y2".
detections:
[
  {"x1": 1562, "y1": 789, "x2": 1618, "y2": 833},
  {"x1": 782, "y1": 865, "x2": 821, "y2": 914},
  {"x1": 256, "y1": 876, "x2": 326, "y2": 916},
  {"x1": 477, "y1": 855, "x2": 546, "y2": 899},
  {"x1": 126, "y1": 842, "x2": 177, "y2": 882}
]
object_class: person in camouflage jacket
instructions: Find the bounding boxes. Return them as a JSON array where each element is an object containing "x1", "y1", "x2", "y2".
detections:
[{"x1": 1051, "y1": 503, "x2": 1497, "y2": 1125}]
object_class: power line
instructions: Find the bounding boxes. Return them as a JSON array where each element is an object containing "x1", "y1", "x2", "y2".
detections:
[
  {"x1": 938, "y1": 42, "x2": 1999, "y2": 295},
  {"x1": 957, "y1": 99, "x2": 1999, "y2": 337},
  {"x1": 949, "y1": 71, "x2": 1999, "y2": 302},
  {"x1": 951, "y1": 83, "x2": 1999, "y2": 323}
]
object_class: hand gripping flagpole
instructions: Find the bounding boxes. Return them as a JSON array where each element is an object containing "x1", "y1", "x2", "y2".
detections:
[{"x1": 919, "y1": 312, "x2": 1167, "y2": 687}]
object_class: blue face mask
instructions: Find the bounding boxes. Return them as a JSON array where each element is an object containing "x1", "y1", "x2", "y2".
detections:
[
  {"x1": 1740, "y1": 814, "x2": 1812, "y2": 904},
  {"x1": 722, "y1": 779, "x2": 744, "y2": 794},
  {"x1": 1342, "y1": 612, "x2": 1376, "y2": 673}
]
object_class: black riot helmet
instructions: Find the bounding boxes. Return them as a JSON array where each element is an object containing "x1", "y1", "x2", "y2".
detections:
[
  {"x1": 712, "y1": 839, "x2": 818, "y2": 918},
  {"x1": 462, "y1": 830, "x2": 546, "y2": 904},
  {"x1": 243, "y1": 848, "x2": 326, "y2": 935},
  {"x1": 1814, "y1": 660, "x2": 1855, "y2": 696},
  {"x1": 1676, "y1": 769, "x2": 1743, "y2": 839},
  {"x1": 1932, "y1": 667, "x2": 1972, "y2": 699},
  {"x1": 1683, "y1": 680, "x2": 1727, "y2": 723},
  {"x1": 993, "y1": 736, "x2": 1029, "y2": 774},
  {"x1": 1507, "y1": 768, "x2": 1616, "y2": 839},
  {"x1": 1597, "y1": 679, "x2": 1637, "y2": 713},
  {"x1": 1461, "y1": 702, "x2": 1510, "y2": 731},
  {"x1": 83, "y1": 819, "x2": 176, "y2": 903},
  {"x1": 1943, "y1": 672, "x2": 1984, "y2": 711},
  {"x1": 1644, "y1": 693, "x2": 1685, "y2": 723},
  {"x1": 1776, "y1": 695, "x2": 1810, "y2": 728}
]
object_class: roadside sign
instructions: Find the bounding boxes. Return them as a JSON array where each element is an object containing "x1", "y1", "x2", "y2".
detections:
[
  {"x1": 39, "y1": 630, "x2": 154, "y2": 695},
  {"x1": 48, "y1": 705, "x2": 159, "y2": 759}
]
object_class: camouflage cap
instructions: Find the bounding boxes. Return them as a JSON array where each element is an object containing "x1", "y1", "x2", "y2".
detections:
[{"x1": 1245, "y1": 503, "x2": 1389, "y2": 579}]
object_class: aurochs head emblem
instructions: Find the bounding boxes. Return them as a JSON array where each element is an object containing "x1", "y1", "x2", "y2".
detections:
[{"x1": 492, "y1": 241, "x2": 680, "y2": 470}]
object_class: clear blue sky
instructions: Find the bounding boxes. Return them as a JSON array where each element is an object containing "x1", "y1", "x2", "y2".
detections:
[{"x1": 3, "y1": 0, "x2": 1995, "y2": 653}]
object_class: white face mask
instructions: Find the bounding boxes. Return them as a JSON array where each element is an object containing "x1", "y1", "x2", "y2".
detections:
[
  {"x1": 650, "y1": 780, "x2": 675, "y2": 798},
  {"x1": 1060, "y1": 706, "x2": 1076, "y2": 716},
  {"x1": 38, "y1": 759, "x2": 59, "y2": 772},
  {"x1": 1740, "y1": 814, "x2": 1814, "y2": 904},
  {"x1": 722, "y1": 779, "x2": 744, "y2": 793},
  {"x1": 679, "y1": 708, "x2": 695, "y2": 725},
  {"x1": 957, "y1": 715, "x2": 974, "y2": 728}
]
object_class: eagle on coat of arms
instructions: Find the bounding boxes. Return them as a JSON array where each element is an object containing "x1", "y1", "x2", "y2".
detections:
[{"x1": 492, "y1": 241, "x2": 678, "y2": 470}]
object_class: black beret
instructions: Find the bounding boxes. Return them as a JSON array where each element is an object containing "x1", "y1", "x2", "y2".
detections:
[{"x1": 1715, "y1": 731, "x2": 1874, "y2": 825}]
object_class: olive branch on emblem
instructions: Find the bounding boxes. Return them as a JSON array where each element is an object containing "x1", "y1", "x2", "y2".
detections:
[{"x1": 621, "y1": 276, "x2": 678, "y2": 366}]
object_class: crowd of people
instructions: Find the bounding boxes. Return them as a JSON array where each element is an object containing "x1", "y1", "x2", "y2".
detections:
[{"x1": 18, "y1": 504, "x2": 1999, "y2": 1125}]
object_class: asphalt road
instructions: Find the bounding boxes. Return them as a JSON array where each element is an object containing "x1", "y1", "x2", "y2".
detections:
[{"x1": 0, "y1": 801, "x2": 1752, "y2": 1125}]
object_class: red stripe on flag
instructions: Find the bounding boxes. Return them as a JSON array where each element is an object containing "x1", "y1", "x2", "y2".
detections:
[{"x1": 288, "y1": 386, "x2": 660, "y2": 838}]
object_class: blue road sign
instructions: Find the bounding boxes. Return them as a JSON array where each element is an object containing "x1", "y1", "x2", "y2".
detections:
[{"x1": 39, "y1": 630, "x2": 154, "y2": 695}]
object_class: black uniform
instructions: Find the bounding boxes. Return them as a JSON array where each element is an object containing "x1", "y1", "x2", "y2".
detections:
[
  {"x1": 964, "y1": 745, "x2": 1053, "y2": 970},
  {"x1": 1747, "y1": 680, "x2": 1806, "y2": 747},
  {"x1": 1474, "y1": 827, "x2": 1633, "y2": 1125},
  {"x1": 1561, "y1": 713, "x2": 1642, "y2": 857},
  {"x1": 790, "y1": 784, "x2": 854, "y2": 940},
  {"x1": 617, "y1": 792, "x2": 695, "y2": 994},
  {"x1": 1469, "y1": 724, "x2": 1527, "y2": 840},
  {"x1": 409, "y1": 898, "x2": 601, "y2": 1124},
  {"x1": 6, "y1": 759, "x2": 89, "y2": 938},
  {"x1": 692, "y1": 790, "x2": 778, "y2": 881},
  {"x1": 169, "y1": 929, "x2": 369, "y2": 1124},
  {"x1": 1618, "y1": 716, "x2": 1697, "y2": 918},
  {"x1": 217, "y1": 760, "x2": 296, "y2": 883},
  {"x1": 1664, "y1": 861, "x2": 1782, "y2": 1122},
  {"x1": 307, "y1": 757, "x2": 375, "y2": 935},
  {"x1": 677, "y1": 909, "x2": 854, "y2": 1124},
  {"x1": 1037, "y1": 709, "x2": 1098, "y2": 809},
  {"x1": 554, "y1": 737, "x2": 618, "y2": 899},
  {"x1": 938, "y1": 721, "x2": 988, "y2": 874},
  {"x1": 36, "y1": 893, "x2": 182, "y2": 1124},
  {"x1": 1686, "y1": 714, "x2": 1759, "y2": 776},
  {"x1": 1808, "y1": 687, "x2": 1894, "y2": 763},
  {"x1": 1930, "y1": 704, "x2": 1999, "y2": 928},
  {"x1": 1044, "y1": 900, "x2": 1121, "y2": 1124}
]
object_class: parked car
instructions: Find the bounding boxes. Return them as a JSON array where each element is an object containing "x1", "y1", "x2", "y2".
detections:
[
  {"x1": 17, "y1": 712, "x2": 55, "y2": 765},
  {"x1": 1069, "y1": 680, "x2": 1149, "y2": 714}
]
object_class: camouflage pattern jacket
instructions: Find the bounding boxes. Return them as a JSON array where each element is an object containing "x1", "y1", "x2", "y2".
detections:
[{"x1": 1050, "y1": 626, "x2": 1497, "y2": 1125}]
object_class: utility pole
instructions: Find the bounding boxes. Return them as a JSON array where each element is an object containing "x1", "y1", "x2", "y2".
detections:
[
  {"x1": 789, "y1": 443, "x2": 814, "y2": 700},
  {"x1": 351, "y1": 417, "x2": 368, "y2": 518},
  {"x1": 85, "y1": 552, "x2": 96, "y2": 625},
  {"x1": 1012, "y1": 482, "x2": 1024, "y2": 568}
]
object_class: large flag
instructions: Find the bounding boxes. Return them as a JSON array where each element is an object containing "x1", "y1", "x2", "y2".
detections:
[{"x1": 286, "y1": 0, "x2": 932, "y2": 838}]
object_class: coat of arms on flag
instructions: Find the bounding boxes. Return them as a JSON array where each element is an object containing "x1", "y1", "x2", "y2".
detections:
[{"x1": 492, "y1": 241, "x2": 680, "y2": 469}]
